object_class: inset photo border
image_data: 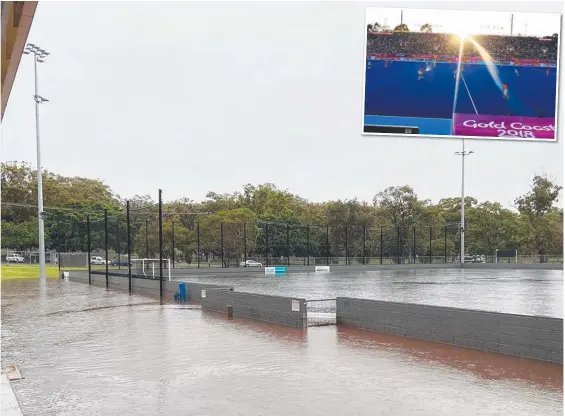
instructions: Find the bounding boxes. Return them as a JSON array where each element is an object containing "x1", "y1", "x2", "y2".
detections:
[{"x1": 362, "y1": 7, "x2": 561, "y2": 141}]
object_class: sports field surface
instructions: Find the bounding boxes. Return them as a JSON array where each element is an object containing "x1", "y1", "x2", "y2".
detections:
[{"x1": 364, "y1": 60, "x2": 557, "y2": 137}]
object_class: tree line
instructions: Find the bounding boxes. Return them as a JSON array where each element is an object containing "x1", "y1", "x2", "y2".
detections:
[
  {"x1": 366, "y1": 21, "x2": 558, "y2": 39},
  {"x1": 1, "y1": 162, "x2": 562, "y2": 263}
]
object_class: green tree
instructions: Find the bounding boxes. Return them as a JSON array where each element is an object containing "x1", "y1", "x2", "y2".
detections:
[
  {"x1": 420, "y1": 23, "x2": 433, "y2": 33},
  {"x1": 199, "y1": 208, "x2": 257, "y2": 266},
  {"x1": 515, "y1": 176, "x2": 563, "y2": 259},
  {"x1": 373, "y1": 186, "x2": 431, "y2": 261}
]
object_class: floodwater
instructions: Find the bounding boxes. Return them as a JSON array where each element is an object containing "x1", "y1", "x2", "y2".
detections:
[
  {"x1": 1, "y1": 279, "x2": 562, "y2": 416},
  {"x1": 178, "y1": 268, "x2": 564, "y2": 317}
]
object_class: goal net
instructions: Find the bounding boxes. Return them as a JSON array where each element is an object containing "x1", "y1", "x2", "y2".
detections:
[{"x1": 132, "y1": 258, "x2": 172, "y2": 281}]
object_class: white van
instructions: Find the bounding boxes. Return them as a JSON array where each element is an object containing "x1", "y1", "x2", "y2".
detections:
[
  {"x1": 90, "y1": 256, "x2": 106, "y2": 265},
  {"x1": 6, "y1": 254, "x2": 24, "y2": 263}
]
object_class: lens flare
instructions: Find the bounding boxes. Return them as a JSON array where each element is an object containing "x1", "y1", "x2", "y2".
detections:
[{"x1": 467, "y1": 37, "x2": 504, "y2": 92}]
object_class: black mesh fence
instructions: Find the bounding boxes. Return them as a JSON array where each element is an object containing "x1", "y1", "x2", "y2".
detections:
[{"x1": 1, "y1": 194, "x2": 473, "y2": 274}]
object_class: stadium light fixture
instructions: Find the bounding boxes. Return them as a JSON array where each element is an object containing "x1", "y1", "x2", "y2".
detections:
[{"x1": 24, "y1": 43, "x2": 50, "y2": 282}]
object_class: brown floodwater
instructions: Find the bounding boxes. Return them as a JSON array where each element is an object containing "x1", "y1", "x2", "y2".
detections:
[{"x1": 1, "y1": 279, "x2": 562, "y2": 416}]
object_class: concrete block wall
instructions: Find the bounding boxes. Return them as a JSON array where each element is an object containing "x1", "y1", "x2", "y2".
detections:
[
  {"x1": 336, "y1": 298, "x2": 563, "y2": 364},
  {"x1": 70, "y1": 271, "x2": 177, "y2": 299},
  {"x1": 180, "y1": 281, "x2": 234, "y2": 301},
  {"x1": 69, "y1": 272, "x2": 232, "y2": 303},
  {"x1": 202, "y1": 290, "x2": 307, "y2": 328}
]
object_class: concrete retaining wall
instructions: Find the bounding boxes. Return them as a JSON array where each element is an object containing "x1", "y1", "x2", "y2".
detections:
[
  {"x1": 462, "y1": 263, "x2": 562, "y2": 270},
  {"x1": 69, "y1": 271, "x2": 234, "y2": 302},
  {"x1": 201, "y1": 290, "x2": 307, "y2": 328},
  {"x1": 336, "y1": 298, "x2": 563, "y2": 364},
  {"x1": 70, "y1": 271, "x2": 178, "y2": 298},
  {"x1": 180, "y1": 281, "x2": 234, "y2": 301}
]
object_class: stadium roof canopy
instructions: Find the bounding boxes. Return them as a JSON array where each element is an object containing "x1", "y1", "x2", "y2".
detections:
[{"x1": 1, "y1": 1, "x2": 38, "y2": 120}]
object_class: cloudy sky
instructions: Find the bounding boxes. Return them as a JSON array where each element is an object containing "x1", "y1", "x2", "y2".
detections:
[{"x1": 1, "y1": 1, "x2": 563, "y2": 208}]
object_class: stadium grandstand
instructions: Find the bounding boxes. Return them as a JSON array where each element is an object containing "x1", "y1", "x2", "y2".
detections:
[{"x1": 366, "y1": 32, "x2": 558, "y2": 63}]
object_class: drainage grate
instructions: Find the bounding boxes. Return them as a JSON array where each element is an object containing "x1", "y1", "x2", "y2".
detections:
[{"x1": 4, "y1": 364, "x2": 24, "y2": 381}]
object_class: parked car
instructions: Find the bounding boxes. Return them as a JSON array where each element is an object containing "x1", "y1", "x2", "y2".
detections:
[
  {"x1": 460, "y1": 255, "x2": 486, "y2": 263},
  {"x1": 111, "y1": 259, "x2": 131, "y2": 267},
  {"x1": 6, "y1": 254, "x2": 24, "y2": 263},
  {"x1": 240, "y1": 260, "x2": 263, "y2": 267},
  {"x1": 90, "y1": 256, "x2": 106, "y2": 265}
]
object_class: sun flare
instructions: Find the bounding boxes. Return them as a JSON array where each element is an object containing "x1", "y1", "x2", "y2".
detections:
[
  {"x1": 448, "y1": 22, "x2": 476, "y2": 40},
  {"x1": 455, "y1": 28, "x2": 472, "y2": 40}
]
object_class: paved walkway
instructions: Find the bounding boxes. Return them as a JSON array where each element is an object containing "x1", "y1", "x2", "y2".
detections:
[{"x1": 1, "y1": 370, "x2": 23, "y2": 416}]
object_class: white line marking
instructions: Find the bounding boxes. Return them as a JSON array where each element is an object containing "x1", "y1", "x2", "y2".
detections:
[{"x1": 460, "y1": 73, "x2": 479, "y2": 115}]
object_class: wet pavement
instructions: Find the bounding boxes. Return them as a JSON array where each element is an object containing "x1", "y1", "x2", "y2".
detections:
[
  {"x1": 178, "y1": 268, "x2": 563, "y2": 317},
  {"x1": 1, "y1": 370, "x2": 23, "y2": 416},
  {"x1": 1, "y1": 279, "x2": 562, "y2": 416}
]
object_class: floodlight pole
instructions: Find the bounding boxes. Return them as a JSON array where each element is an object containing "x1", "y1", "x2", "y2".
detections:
[
  {"x1": 455, "y1": 141, "x2": 473, "y2": 264},
  {"x1": 452, "y1": 37, "x2": 474, "y2": 264},
  {"x1": 24, "y1": 43, "x2": 50, "y2": 282}
]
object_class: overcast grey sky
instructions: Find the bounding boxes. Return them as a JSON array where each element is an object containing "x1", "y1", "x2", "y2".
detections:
[{"x1": 1, "y1": 1, "x2": 563, "y2": 208}]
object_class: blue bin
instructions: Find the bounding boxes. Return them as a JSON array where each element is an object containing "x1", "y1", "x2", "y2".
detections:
[{"x1": 178, "y1": 282, "x2": 187, "y2": 304}]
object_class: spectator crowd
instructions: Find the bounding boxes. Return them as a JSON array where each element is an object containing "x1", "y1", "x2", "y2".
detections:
[{"x1": 366, "y1": 32, "x2": 558, "y2": 62}]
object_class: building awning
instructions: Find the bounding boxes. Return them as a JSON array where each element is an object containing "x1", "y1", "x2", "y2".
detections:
[{"x1": 1, "y1": 1, "x2": 38, "y2": 120}]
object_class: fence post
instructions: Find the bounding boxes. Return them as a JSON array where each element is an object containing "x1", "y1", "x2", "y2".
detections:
[
  {"x1": 104, "y1": 209, "x2": 109, "y2": 288},
  {"x1": 344, "y1": 225, "x2": 348, "y2": 266},
  {"x1": 363, "y1": 226, "x2": 366, "y2": 266},
  {"x1": 326, "y1": 225, "x2": 329, "y2": 266},
  {"x1": 87, "y1": 215, "x2": 91, "y2": 285},
  {"x1": 265, "y1": 223, "x2": 269, "y2": 267},
  {"x1": 197, "y1": 221, "x2": 200, "y2": 269},
  {"x1": 243, "y1": 222, "x2": 247, "y2": 266},
  {"x1": 306, "y1": 225, "x2": 310, "y2": 267},
  {"x1": 57, "y1": 219, "x2": 62, "y2": 271},
  {"x1": 172, "y1": 221, "x2": 175, "y2": 269},
  {"x1": 429, "y1": 226, "x2": 432, "y2": 264},
  {"x1": 117, "y1": 222, "x2": 121, "y2": 269},
  {"x1": 71, "y1": 221, "x2": 76, "y2": 252},
  {"x1": 413, "y1": 226, "x2": 416, "y2": 264},
  {"x1": 220, "y1": 222, "x2": 224, "y2": 268},
  {"x1": 286, "y1": 223, "x2": 290, "y2": 267},
  {"x1": 145, "y1": 220, "x2": 149, "y2": 259},
  {"x1": 158, "y1": 189, "x2": 163, "y2": 302},
  {"x1": 396, "y1": 226, "x2": 400, "y2": 265},
  {"x1": 127, "y1": 201, "x2": 132, "y2": 293},
  {"x1": 380, "y1": 226, "x2": 383, "y2": 265},
  {"x1": 444, "y1": 225, "x2": 447, "y2": 263}
]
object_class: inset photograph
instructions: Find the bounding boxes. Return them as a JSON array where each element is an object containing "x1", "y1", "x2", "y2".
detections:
[{"x1": 363, "y1": 8, "x2": 561, "y2": 141}]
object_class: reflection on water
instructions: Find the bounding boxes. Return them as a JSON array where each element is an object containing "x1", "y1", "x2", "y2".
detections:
[
  {"x1": 337, "y1": 326, "x2": 562, "y2": 390},
  {"x1": 180, "y1": 268, "x2": 563, "y2": 317},
  {"x1": 1, "y1": 279, "x2": 562, "y2": 416}
]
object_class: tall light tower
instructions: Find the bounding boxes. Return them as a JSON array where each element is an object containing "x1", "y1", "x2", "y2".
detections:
[
  {"x1": 451, "y1": 34, "x2": 474, "y2": 265},
  {"x1": 23, "y1": 43, "x2": 50, "y2": 281},
  {"x1": 455, "y1": 141, "x2": 473, "y2": 264}
]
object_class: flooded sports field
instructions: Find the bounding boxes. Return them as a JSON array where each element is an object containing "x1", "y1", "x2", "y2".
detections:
[
  {"x1": 177, "y1": 268, "x2": 564, "y2": 318},
  {"x1": 1, "y1": 278, "x2": 562, "y2": 416}
]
